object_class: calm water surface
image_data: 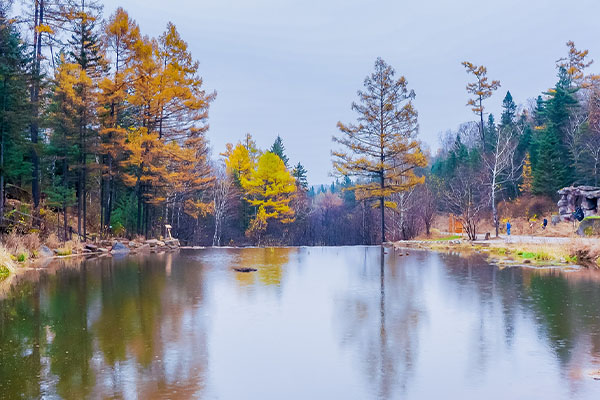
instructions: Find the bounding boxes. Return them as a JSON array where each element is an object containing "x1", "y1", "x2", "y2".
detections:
[{"x1": 1, "y1": 247, "x2": 600, "y2": 399}]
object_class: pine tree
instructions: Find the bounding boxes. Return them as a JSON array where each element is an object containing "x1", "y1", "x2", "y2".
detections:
[
  {"x1": 486, "y1": 114, "x2": 497, "y2": 150},
  {"x1": 0, "y1": 11, "x2": 31, "y2": 223},
  {"x1": 64, "y1": 0, "x2": 103, "y2": 239},
  {"x1": 500, "y1": 91, "x2": 517, "y2": 128},
  {"x1": 533, "y1": 127, "x2": 569, "y2": 196},
  {"x1": 270, "y1": 135, "x2": 289, "y2": 166},
  {"x1": 291, "y1": 162, "x2": 308, "y2": 190},
  {"x1": 532, "y1": 67, "x2": 579, "y2": 193}
]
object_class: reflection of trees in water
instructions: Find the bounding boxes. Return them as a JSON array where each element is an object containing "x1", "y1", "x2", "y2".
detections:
[
  {"x1": 0, "y1": 253, "x2": 211, "y2": 399},
  {"x1": 0, "y1": 280, "x2": 43, "y2": 398},
  {"x1": 336, "y1": 248, "x2": 424, "y2": 398},
  {"x1": 440, "y1": 252, "x2": 600, "y2": 383},
  {"x1": 228, "y1": 247, "x2": 294, "y2": 288}
]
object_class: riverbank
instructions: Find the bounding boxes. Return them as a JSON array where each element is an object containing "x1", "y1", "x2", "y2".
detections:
[
  {"x1": 392, "y1": 235, "x2": 600, "y2": 268},
  {"x1": 0, "y1": 233, "x2": 181, "y2": 281}
]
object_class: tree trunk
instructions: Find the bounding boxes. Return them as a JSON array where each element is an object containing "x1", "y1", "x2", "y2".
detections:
[
  {"x1": 137, "y1": 180, "x2": 142, "y2": 234},
  {"x1": 479, "y1": 94, "x2": 485, "y2": 146},
  {"x1": 30, "y1": 0, "x2": 44, "y2": 209},
  {"x1": 0, "y1": 77, "x2": 6, "y2": 224}
]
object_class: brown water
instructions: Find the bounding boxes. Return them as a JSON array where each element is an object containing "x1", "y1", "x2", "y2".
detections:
[{"x1": 1, "y1": 247, "x2": 600, "y2": 399}]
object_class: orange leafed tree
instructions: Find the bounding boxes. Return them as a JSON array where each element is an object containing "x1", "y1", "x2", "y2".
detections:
[
  {"x1": 332, "y1": 58, "x2": 426, "y2": 243},
  {"x1": 556, "y1": 40, "x2": 594, "y2": 88},
  {"x1": 98, "y1": 7, "x2": 141, "y2": 234}
]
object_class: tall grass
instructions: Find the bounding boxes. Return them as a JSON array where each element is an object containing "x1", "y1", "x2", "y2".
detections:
[{"x1": 0, "y1": 244, "x2": 16, "y2": 278}]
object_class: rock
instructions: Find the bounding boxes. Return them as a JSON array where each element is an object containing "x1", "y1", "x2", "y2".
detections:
[
  {"x1": 98, "y1": 247, "x2": 109, "y2": 253},
  {"x1": 85, "y1": 243, "x2": 98, "y2": 251},
  {"x1": 557, "y1": 186, "x2": 600, "y2": 221},
  {"x1": 111, "y1": 242, "x2": 130, "y2": 254},
  {"x1": 137, "y1": 243, "x2": 150, "y2": 252},
  {"x1": 233, "y1": 267, "x2": 257, "y2": 272},
  {"x1": 523, "y1": 259, "x2": 531, "y2": 264},
  {"x1": 145, "y1": 239, "x2": 164, "y2": 247},
  {"x1": 164, "y1": 238, "x2": 180, "y2": 247},
  {"x1": 129, "y1": 241, "x2": 137, "y2": 248},
  {"x1": 38, "y1": 245, "x2": 54, "y2": 258},
  {"x1": 577, "y1": 217, "x2": 600, "y2": 236}
]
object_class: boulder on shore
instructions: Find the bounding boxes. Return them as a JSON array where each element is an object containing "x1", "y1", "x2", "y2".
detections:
[
  {"x1": 111, "y1": 242, "x2": 130, "y2": 254},
  {"x1": 577, "y1": 217, "x2": 600, "y2": 236},
  {"x1": 38, "y1": 245, "x2": 54, "y2": 258}
]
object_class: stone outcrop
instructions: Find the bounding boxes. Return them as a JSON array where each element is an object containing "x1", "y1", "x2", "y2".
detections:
[
  {"x1": 557, "y1": 186, "x2": 600, "y2": 221},
  {"x1": 576, "y1": 217, "x2": 600, "y2": 236}
]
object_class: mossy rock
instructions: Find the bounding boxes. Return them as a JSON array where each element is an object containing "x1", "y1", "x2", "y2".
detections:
[{"x1": 577, "y1": 217, "x2": 600, "y2": 236}]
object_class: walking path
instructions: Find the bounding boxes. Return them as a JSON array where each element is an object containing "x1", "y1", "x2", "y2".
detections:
[{"x1": 441, "y1": 232, "x2": 598, "y2": 244}]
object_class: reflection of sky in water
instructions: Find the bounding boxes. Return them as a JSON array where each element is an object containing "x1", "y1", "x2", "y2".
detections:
[{"x1": 1, "y1": 247, "x2": 600, "y2": 399}]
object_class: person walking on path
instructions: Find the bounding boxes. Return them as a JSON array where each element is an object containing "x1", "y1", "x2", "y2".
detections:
[
  {"x1": 542, "y1": 218, "x2": 548, "y2": 230},
  {"x1": 506, "y1": 220, "x2": 511, "y2": 236}
]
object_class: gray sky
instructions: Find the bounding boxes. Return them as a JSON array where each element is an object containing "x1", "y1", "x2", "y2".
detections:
[{"x1": 97, "y1": 0, "x2": 600, "y2": 184}]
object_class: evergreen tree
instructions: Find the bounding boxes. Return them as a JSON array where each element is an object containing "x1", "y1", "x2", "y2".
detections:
[
  {"x1": 64, "y1": 0, "x2": 104, "y2": 239},
  {"x1": 532, "y1": 67, "x2": 579, "y2": 193},
  {"x1": 485, "y1": 114, "x2": 497, "y2": 150},
  {"x1": 533, "y1": 128, "x2": 569, "y2": 196},
  {"x1": 534, "y1": 95, "x2": 546, "y2": 127},
  {"x1": 500, "y1": 91, "x2": 517, "y2": 127},
  {"x1": 270, "y1": 135, "x2": 289, "y2": 166},
  {"x1": 341, "y1": 175, "x2": 355, "y2": 205},
  {"x1": 0, "y1": 11, "x2": 31, "y2": 222},
  {"x1": 66, "y1": 1, "x2": 104, "y2": 75},
  {"x1": 291, "y1": 162, "x2": 308, "y2": 190}
]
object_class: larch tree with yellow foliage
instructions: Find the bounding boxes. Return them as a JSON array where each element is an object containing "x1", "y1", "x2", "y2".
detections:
[
  {"x1": 223, "y1": 134, "x2": 261, "y2": 232},
  {"x1": 462, "y1": 61, "x2": 501, "y2": 147},
  {"x1": 332, "y1": 58, "x2": 426, "y2": 243},
  {"x1": 241, "y1": 152, "x2": 296, "y2": 245},
  {"x1": 98, "y1": 7, "x2": 141, "y2": 235},
  {"x1": 556, "y1": 40, "x2": 594, "y2": 88}
]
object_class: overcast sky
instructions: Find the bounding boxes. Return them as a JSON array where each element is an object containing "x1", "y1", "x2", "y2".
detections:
[{"x1": 95, "y1": 1, "x2": 599, "y2": 183}]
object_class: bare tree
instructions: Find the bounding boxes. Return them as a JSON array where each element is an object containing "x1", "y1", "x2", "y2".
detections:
[
  {"x1": 444, "y1": 167, "x2": 487, "y2": 241},
  {"x1": 483, "y1": 126, "x2": 522, "y2": 237},
  {"x1": 417, "y1": 178, "x2": 437, "y2": 237},
  {"x1": 212, "y1": 163, "x2": 234, "y2": 246}
]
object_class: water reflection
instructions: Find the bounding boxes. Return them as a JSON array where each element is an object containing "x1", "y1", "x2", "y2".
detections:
[{"x1": 1, "y1": 247, "x2": 600, "y2": 399}]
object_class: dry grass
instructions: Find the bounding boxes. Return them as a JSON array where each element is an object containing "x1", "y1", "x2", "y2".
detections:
[
  {"x1": 569, "y1": 241, "x2": 600, "y2": 265},
  {"x1": 0, "y1": 244, "x2": 16, "y2": 277},
  {"x1": 45, "y1": 233, "x2": 61, "y2": 249},
  {"x1": 22, "y1": 233, "x2": 40, "y2": 253},
  {"x1": 55, "y1": 240, "x2": 83, "y2": 256}
]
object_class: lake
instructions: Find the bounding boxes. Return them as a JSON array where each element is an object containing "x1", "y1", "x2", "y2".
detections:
[{"x1": 1, "y1": 246, "x2": 600, "y2": 399}]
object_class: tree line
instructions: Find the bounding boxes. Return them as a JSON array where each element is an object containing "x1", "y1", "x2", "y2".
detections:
[
  {"x1": 2, "y1": 0, "x2": 598, "y2": 245},
  {"x1": 1, "y1": 1, "x2": 215, "y2": 242},
  {"x1": 430, "y1": 41, "x2": 600, "y2": 239}
]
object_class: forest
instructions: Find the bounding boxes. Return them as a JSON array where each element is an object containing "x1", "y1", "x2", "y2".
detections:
[{"x1": 1, "y1": 0, "x2": 600, "y2": 248}]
